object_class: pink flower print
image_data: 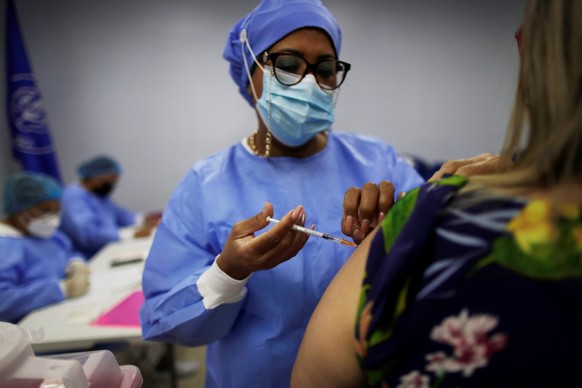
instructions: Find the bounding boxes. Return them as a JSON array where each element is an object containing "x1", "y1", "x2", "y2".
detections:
[
  {"x1": 426, "y1": 309, "x2": 507, "y2": 377},
  {"x1": 424, "y1": 352, "x2": 449, "y2": 374},
  {"x1": 396, "y1": 371, "x2": 430, "y2": 388}
]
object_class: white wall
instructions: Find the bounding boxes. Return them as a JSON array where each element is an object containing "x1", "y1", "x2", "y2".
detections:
[{"x1": 1, "y1": 0, "x2": 525, "y2": 212}]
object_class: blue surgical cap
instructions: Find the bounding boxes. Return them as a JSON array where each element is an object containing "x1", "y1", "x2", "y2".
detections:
[
  {"x1": 77, "y1": 155, "x2": 121, "y2": 179},
  {"x1": 223, "y1": 0, "x2": 342, "y2": 107},
  {"x1": 3, "y1": 172, "x2": 62, "y2": 215}
]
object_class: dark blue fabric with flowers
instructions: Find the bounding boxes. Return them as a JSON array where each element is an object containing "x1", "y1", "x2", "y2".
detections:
[{"x1": 356, "y1": 176, "x2": 582, "y2": 387}]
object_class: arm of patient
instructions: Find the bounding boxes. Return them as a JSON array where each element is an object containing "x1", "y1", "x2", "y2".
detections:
[{"x1": 291, "y1": 228, "x2": 379, "y2": 388}]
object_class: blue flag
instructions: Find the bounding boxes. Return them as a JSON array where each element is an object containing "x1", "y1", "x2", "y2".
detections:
[{"x1": 5, "y1": 0, "x2": 62, "y2": 182}]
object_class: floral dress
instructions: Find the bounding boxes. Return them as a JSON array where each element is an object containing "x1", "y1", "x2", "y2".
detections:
[{"x1": 356, "y1": 176, "x2": 582, "y2": 387}]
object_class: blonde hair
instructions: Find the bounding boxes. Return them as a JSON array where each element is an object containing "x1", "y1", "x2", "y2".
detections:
[{"x1": 471, "y1": 0, "x2": 582, "y2": 191}]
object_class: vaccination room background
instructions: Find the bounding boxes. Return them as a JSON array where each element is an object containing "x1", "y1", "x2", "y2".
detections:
[{"x1": 0, "y1": 0, "x2": 525, "y2": 213}]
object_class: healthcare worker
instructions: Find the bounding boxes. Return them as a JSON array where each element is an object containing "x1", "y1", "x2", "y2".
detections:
[
  {"x1": 0, "y1": 172, "x2": 90, "y2": 323},
  {"x1": 140, "y1": 0, "x2": 425, "y2": 386},
  {"x1": 60, "y1": 155, "x2": 159, "y2": 258}
]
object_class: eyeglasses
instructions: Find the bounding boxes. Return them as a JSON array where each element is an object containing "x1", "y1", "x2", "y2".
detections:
[{"x1": 262, "y1": 52, "x2": 351, "y2": 90}]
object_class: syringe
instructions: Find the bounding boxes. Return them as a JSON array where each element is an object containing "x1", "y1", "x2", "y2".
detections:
[{"x1": 266, "y1": 216, "x2": 357, "y2": 247}]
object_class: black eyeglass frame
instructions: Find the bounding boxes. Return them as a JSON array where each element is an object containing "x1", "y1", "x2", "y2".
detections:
[{"x1": 262, "y1": 51, "x2": 352, "y2": 90}]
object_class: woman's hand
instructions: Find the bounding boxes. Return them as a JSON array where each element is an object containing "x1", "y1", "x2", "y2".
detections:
[
  {"x1": 428, "y1": 153, "x2": 514, "y2": 182},
  {"x1": 217, "y1": 202, "x2": 310, "y2": 280},
  {"x1": 63, "y1": 260, "x2": 91, "y2": 299},
  {"x1": 66, "y1": 259, "x2": 91, "y2": 278},
  {"x1": 342, "y1": 181, "x2": 401, "y2": 245}
]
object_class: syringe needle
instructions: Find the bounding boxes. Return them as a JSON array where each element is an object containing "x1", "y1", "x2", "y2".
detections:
[{"x1": 266, "y1": 216, "x2": 357, "y2": 247}]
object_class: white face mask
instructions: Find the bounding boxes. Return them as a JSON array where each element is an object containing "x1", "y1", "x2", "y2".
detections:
[
  {"x1": 28, "y1": 213, "x2": 61, "y2": 239},
  {"x1": 256, "y1": 67, "x2": 334, "y2": 147}
]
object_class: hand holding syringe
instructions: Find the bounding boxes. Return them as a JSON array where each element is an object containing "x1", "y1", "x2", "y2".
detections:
[{"x1": 266, "y1": 216, "x2": 357, "y2": 247}]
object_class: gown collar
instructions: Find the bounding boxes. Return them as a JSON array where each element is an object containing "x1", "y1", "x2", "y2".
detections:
[{"x1": 0, "y1": 222, "x2": 23, "y2": 237}]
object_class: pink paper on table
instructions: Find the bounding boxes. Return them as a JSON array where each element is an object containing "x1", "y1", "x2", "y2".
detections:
[{"x1": 91, "y1": 290, "x2": 144, "y2": 328}]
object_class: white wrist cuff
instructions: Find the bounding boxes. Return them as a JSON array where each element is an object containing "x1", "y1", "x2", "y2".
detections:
[
  {"x1": 59, "y1": 280, "x2": 67, "y2": 298},
  {"x1": 196, "y1": 255, "x2": 250, "y2": 310}
]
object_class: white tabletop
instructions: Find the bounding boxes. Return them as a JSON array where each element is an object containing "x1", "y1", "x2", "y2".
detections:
[{"x1": 18, "y1": 237, "x2": 153, "y2": 353}]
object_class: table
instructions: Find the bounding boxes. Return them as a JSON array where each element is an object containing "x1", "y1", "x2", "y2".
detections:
[{"x1": 18, "y1": 237, "x2": 153, "y2": 353}]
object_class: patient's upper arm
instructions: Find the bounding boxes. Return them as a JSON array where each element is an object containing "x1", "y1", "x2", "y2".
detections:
[{"x1": 291, "y1": 229, "x2": 377, "y2": 388}]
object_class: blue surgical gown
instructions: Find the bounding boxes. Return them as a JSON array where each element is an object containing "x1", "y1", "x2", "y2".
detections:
[
  {"x1": 0, "y1": 228, "x2": 76, "y2": 323},
  {"x1": 60, "y1": 183, "x2": 137, "y2": 258},
  {"x1": 140, "y1": 132, "x2": 425, "y2": 387}
]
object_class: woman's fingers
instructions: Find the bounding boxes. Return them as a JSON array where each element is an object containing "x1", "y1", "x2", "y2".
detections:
[
  {"x1": 342, "y1": 181, "x2": 396, "y2": 244},
  {"x1": 376, "y1": 181, "x2": 395, "y2": 226},
  {"x1": 342, "y1": 186, "x2": 362, "y2": 237},
  {"x1": 250, "y1": 205, "x2": 306, "y2": 256},
  {"x1": 229, "y1": 202, "x2": 273, "y2": 241},
  {"x1": 219, "y1": 204, "x2": 309, "y2": 279},
  {"x1": 428, "y1": 153, "x2": 515, "y2": 182},
  {"x1": 357, "y1": 182, "x2": 380, "y2": 230},
  {"x1": 455, "y1": 154, "x2": 514, "y2": 177}
]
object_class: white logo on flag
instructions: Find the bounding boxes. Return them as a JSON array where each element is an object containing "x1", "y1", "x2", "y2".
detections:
[{"x1": 11, "y1": 85, "x2": 49, "y2": 135}]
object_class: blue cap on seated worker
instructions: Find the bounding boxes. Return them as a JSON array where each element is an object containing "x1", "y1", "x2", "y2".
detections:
[
  {"x1": 77, "y1": 155, "x2": 121, "y2": 180},
  {"x1": 0, "y1": 172, "x2": 90, "y2": 323},
  {"x1": 3, "y1": 172, "x2": 61, "y2": 216}
]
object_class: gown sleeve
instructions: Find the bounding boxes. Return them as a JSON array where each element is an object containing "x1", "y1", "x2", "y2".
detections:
[
  {"x1": 63, "y1": 189, "x2": 120, "y2": 253},
  {"x1": 111, "y1": 201, "x2": 138, "y2": 227},
  {"x1": 140, "y1": 170, "x2": 246, "y2": 346},
  {"x1": 0, "y1": 239, "x2": 65, "y2": 323},
  {"x1": 56, "y1": 230, "x2": 87, "y2": 262}
]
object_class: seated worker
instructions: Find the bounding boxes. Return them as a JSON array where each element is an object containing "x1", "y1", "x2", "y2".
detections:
[
  {"x1": 60, "y1": 155, "x2": 160, "y2": 258},
  {"x1": 0, "y1": 172, "x2": 90, "y2": 323}
]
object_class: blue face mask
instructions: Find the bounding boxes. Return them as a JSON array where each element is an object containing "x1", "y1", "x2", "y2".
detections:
[{"x1": 256, "y1": 67, "x2": 335, "y2": 147}]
